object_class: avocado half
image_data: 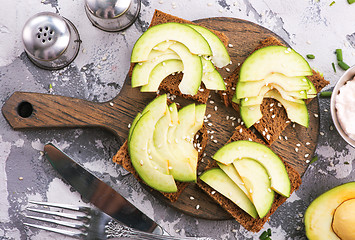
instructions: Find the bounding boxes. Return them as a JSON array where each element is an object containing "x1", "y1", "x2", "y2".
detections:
[{"x1": 304, "y1": 182, "x2": 355, "y2": 240}]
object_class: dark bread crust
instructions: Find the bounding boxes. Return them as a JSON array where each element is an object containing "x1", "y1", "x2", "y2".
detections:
[
  {"x1": 197, "y1": 125, "x2": 302, "y2": 232},
  {"x1": 129, "y1": 10, "x2": 230, "y2": 104},
  {"x1": 113, "y1": 123, "x2": 208, "y2": 203},
  {"x1": 218, "y1": 37, "x2": 329, "y2": 144}
]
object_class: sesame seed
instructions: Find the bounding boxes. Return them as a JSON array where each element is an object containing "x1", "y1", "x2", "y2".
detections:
[
  {"x1": 211, "y1": 135, "x2": 214, "y2": 139},
  {"x1": 226, "y1": 68, "x2": 230, "y2": 72},
  {"x1": 262, "y1": 131, "x2": 266, "y2": 136},
  {"x1": 330, "y1": 126, "x2": 334, "y2": 131},
  {"x1": 109, "y1": 102, "x2": 114, "y2": 106},
  {"x1": 267, "y1": 188, "x2": 272, "y2": 193},
  {"x1": 296, "y1": 143, "x2": 301, "y2": 147},
  {"x1": 320, "y1": 132, "x2": 324, "y2": 136},
  {"x1": 278, "y1": 103, "x2": 282, "y2": 107},
  {"x1": 279, "y1": 136, "x2": 282, "y2": 140},
  {"x1": 213, "y1": 139, "x2": 218, "y2": 143},
  {"x1": 190, "y1": 196, "x2": 195, "y2": 200},
  {"x1": 314, "y1": 114, "x2": 319, "y2": 118},
  {"x1": 226, "y1": 116, "x2": 230, "y2": 120},
  {"x1": 232, "y1": 122, "x2": 235, "y2": 126},
  {"x1": 239, "y1": 128, "x2": 243, "y2": 133},
  {"x1": 293, "y1": 123, "x2": 296, "y2": 128},
  {"x1": 19, "y1": 177, "x2": 23, "y2": 180},
  {"x1": 196, "y1": 205, "x2": 200, "y2": 209},
  {"x1": 266, "y1": 135, "x2": 270, "y2": 140},
  {"x1": 140, "y1": 160, "x2": 144, "y2": 166},
  {"x1": 306, "y1": 142, "x2": 310, "y2": 145},
  {"x1": 199, "y1": 88, "x2": 204, "y2": 92},
  {"x1": 305, "y1": 154, "x2": 310, "y2": 158},
  {"x1": 168, "y1": 166, "x2": 173, "y2": 170},
  {"x1": 207, "y1": 2, "x2": 213, "y2": 6},
  {"x1": 214, "y1": 106, "x2": 218, "y2": 111},
  {"x1": 271, "y1": 115, "x2": 276, "y2": 118},
  {"x1": 264, "y1": 128, "x2": 268, "y2": 132},
  {"x1": 285, "y1": 120, "x2": 290, "y2": 124},
  {"x1": 219, "y1": 9, "x2": 223, "y2": 13},
  {"x1": 270, "y1": 103, "x2": 274, "y2": 107},
  {"x1": 306, "y1": 160, "x2": 310, "y2": 163},
  {"x1": 208, "y1": 123, "x2": 213, "y2": 126},
  {"x1": 270, "y1": 108, "x2": 274, "y2": 112},
  {"x1": 324, "y1": 109, "x2": 328, "y2": 112},
  {"x1": 248, "y1": 138, "x2": 252, "y2": 141},
  {"x1": 128, "y1": 123, "x2": 131, "y2": 129},
  {"x1": 210, "y1": 100, "x2": 214, "y2": 104},
  {"x1": 211, "y1": 191, "x2": 216, "y2": 194},
  {"x1": 295, "y1": 147, "x2": 299, "y2": 152},
  {"x1": 228, "y1": 43, "x2": 233, "y2": 48},
  {"x1": 285, "y1": 136, "x2": 288, "y2": 140}
]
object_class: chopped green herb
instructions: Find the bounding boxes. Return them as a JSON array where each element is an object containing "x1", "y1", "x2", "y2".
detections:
[
  {"x1": 260, "y1": 228, "x2": 272, "y2": 240},
  {"x1": 348, "y1": 0, "x2": 355, "y2": 4},
  {"x1": 336, "y1": 49, "x2": 343, "y2": 61},
  {"x1": 320, "y1": 91, "x2": 332, "y2": 98},
  {"x1": 338, "y1": 61, "x2": 350, "y2": 70},
  {"x1": 310, "y1": 156, "x2": 318, "y2": 164},
  {"x1": 330, "y1": 1, "x2": 336, "y2": 5},
  {"x1": 49, "y1": 83, "x2": 53, "y2": 89},
  {"x1": 344, "y1": 162, "x2": 350, "y2": 165},
  {"x1": 306, "y1": 54, "x2": 315, "y2": 59},
  {"x1": 332, "y1": 62, "x2": 336, "y2": 73}
]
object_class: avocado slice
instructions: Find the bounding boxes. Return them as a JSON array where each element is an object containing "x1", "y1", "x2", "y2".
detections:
[
  {"x1": 233, "y1": 158, "x2": 274, "y2": 218},
  {"x1": 140, "y1": 59, "x2": 184, "y2": 92},
  {"x1": 239, "y1": 105, "x2": 262, "y2": 128},
  {"x1": 202, "y1": 69, "x2": 226, "y2": 91},
  {"x1": 217, "y1": 162, "x2": 251, "y2": 199},
  {"x1": 128, "y1": 111, "x2": 177, "y2": 193},
  {"x1": 239, "y1": 46, "x2": 312, "y2": 82},
  {"x1": 168, "y1": 104, "x2": 198, "y2": 181},
  {"x1": 132, "y1": 51, "x2": 180, "y2": 87},
  {"x1": 213, "y1": 140, "x2": 291, "y2": 197},
  {"x1": 131, "y1": 22, "x2": 212, "y2": 62},
  {"x1": 304, "y1": 182, "x2": 355, "y2": 240},
  {"x1": 239, "y1": 89, "x2": 309, "y2": 128},
  {"x1": 169, "y1": 42, "x2": 203, "y2": 95},
  {"x1": 235, "y1": 73, "x2": 310, "y2": 99},
  {"x1": 200, "y1": 168, "x2": 258, "y2": 219},
  {"x1": 187, "y1": 24, "x2": 230, "y2": 68}
]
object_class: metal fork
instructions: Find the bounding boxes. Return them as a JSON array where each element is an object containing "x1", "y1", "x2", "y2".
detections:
[{"x1": 24, "y1": 201, "x2": 208, "y2": 240}]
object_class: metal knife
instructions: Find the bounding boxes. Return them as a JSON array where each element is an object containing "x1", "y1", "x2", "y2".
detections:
[{"x1": 43, "y1": 143, "x2": 166, "y2": 235}]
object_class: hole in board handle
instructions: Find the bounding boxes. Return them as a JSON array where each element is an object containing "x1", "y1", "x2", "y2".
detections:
[{"x1": 17, "y1": 101, "x2": 33, "y2": 118}]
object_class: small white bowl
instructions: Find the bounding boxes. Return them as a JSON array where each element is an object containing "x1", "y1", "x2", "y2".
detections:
[{"x1": 330, "y1": 65, "x2": 355, "y2": 148}]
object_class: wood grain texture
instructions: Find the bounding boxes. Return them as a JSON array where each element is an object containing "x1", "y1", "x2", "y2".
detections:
[{"x1": 1, "y1": 17, "x2": 319, "y2": 220}]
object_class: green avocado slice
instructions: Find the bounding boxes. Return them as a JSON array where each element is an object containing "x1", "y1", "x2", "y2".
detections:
[
  {"x1": 213, "y1": 140, "x2": 291, "y2": 197},
  {"x1": 131, "y1": 22, "x2": 212, "y2": 62},
  {"x1": 187, "y1": 24, "x2": 230, "y2": 68},
  {"x1": 239, "y1": 46, "x2": 312, "y2": 82},
  {"x1": 233, "y1": 158, "x2": 274, "y2": 218},
  {"x1": 128, "y1": 111, "x2": 177, "y2": 193},
  {"x1": 200, "y1": 168, "x2": 258, "y2": 219}
]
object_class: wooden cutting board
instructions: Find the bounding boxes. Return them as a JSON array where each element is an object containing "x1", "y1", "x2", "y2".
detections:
[{"x1": 2, "y1": 17, "x2": 319, "y2": 220}]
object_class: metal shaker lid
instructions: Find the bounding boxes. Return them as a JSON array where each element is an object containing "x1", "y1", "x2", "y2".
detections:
[
  {"x1": 22, "y1": 12, "x2": 70, "y2": 61},
  {"x1": 85, "y1": 0, "x2": 132, "y2": 19}
]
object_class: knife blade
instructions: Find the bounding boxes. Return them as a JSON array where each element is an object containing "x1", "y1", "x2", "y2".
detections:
[{"x1": 43, "y1": 143, "x2": 165, "y2": 234}]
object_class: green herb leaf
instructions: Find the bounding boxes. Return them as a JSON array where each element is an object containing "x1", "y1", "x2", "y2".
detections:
[
  {"x1": 344, "y1": 162, "x2": 350, "y2": 165},
  {"x1": 332, "y1": 62, "x2": 336, "y2": 73},
  {"x1": 306, "y1": 54, "x2": 315, "y2": 59},
  {"x1": 49, "y1": 83, "x2": 53, "y2": 89},
  {"x1": 336, "y1": 49, "x2": 343, "y2": 62},
  {"x1": 320, "y1": 91, "x2": 332, "y2": 98},
  {"x1": 330, "y1": 1, "x2": 336, "y2": 6},
  {"x1": 338, "y1": 61, "x2": 350, "y2": 70},
  {"x1": 267, "y1": 228, "x2": 271, "y2": 236},
  {"x1": 348, "y1": 0, "x2": 355, "y2": 4},
  {"x1": 310, "y1": 156, "x2": 319, "y2": 164},
  {"x1": 260, "y1": 231, "x2": 268, "y2": 240}
]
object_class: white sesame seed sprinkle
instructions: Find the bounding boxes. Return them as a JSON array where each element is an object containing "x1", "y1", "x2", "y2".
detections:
[
  {"x1": 314, "y1": 114, "x2": 319, "y2": 118},
  {"x1": 305, "y1": 154, "x2": 310, "y2": 158},
  {"x1": 196, "y1": 204, "x2": 200, "y2": 209},
  {"x1": 228, "y1": 43, "x2": 233, "y2": 48}
]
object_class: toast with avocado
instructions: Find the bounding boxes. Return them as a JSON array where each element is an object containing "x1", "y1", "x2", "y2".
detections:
[
  {"x1": 128, "y1": 9, "x2": 230, "y2": 103},
  {"x1": 218, "y1": 37, "x2": 329, "y2": 144},
  {"x1": 197, "y1": 125, "x2": 302, "y2": 232}
]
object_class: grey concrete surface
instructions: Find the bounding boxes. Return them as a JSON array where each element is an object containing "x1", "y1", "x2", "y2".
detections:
[{"x1": 0, "y1": 0, "x2": 355, "y2": 239}]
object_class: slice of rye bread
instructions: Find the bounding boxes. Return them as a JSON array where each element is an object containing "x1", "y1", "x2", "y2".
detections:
[
  {"x1": 128, "y1": 9, "x2": 230, "y2": 104},
  {"x1": 196, "y1": 125, "x2": 302, "y2": 232},
  {"x1": 218, "y1": 37, "x2": 329, "y2": 144},
  {"x1": 112, "y1": 116, "x2": 209, "y2": 203}
]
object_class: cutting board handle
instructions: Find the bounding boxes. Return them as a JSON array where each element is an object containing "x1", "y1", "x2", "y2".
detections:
[{"x1": 2, "y1": 91, "x2": 126, "y2": 138}]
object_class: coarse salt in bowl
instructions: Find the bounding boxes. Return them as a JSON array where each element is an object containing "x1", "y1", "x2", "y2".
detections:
[{"x1": 331, "y1": 65, "x2": 355, "y2": 148}]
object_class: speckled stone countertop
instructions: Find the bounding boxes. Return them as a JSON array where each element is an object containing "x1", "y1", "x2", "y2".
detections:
[{"x1": 1, "y1": 1, "x2": 355, "y2": 239}]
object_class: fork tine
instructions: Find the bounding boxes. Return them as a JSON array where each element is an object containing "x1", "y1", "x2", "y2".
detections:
[
  {"x1": 24, "y1": 222, "x2": 86, "y2": 238},
  {"x1": 26, "y1": 207, "x2": 88, "y2": 221},
  {"x1": 29, "y1": 201, "x2": 90, "y2": 212},
  {"x1": 25, "y1": 215, "x2": 86, "y2": 229}
]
